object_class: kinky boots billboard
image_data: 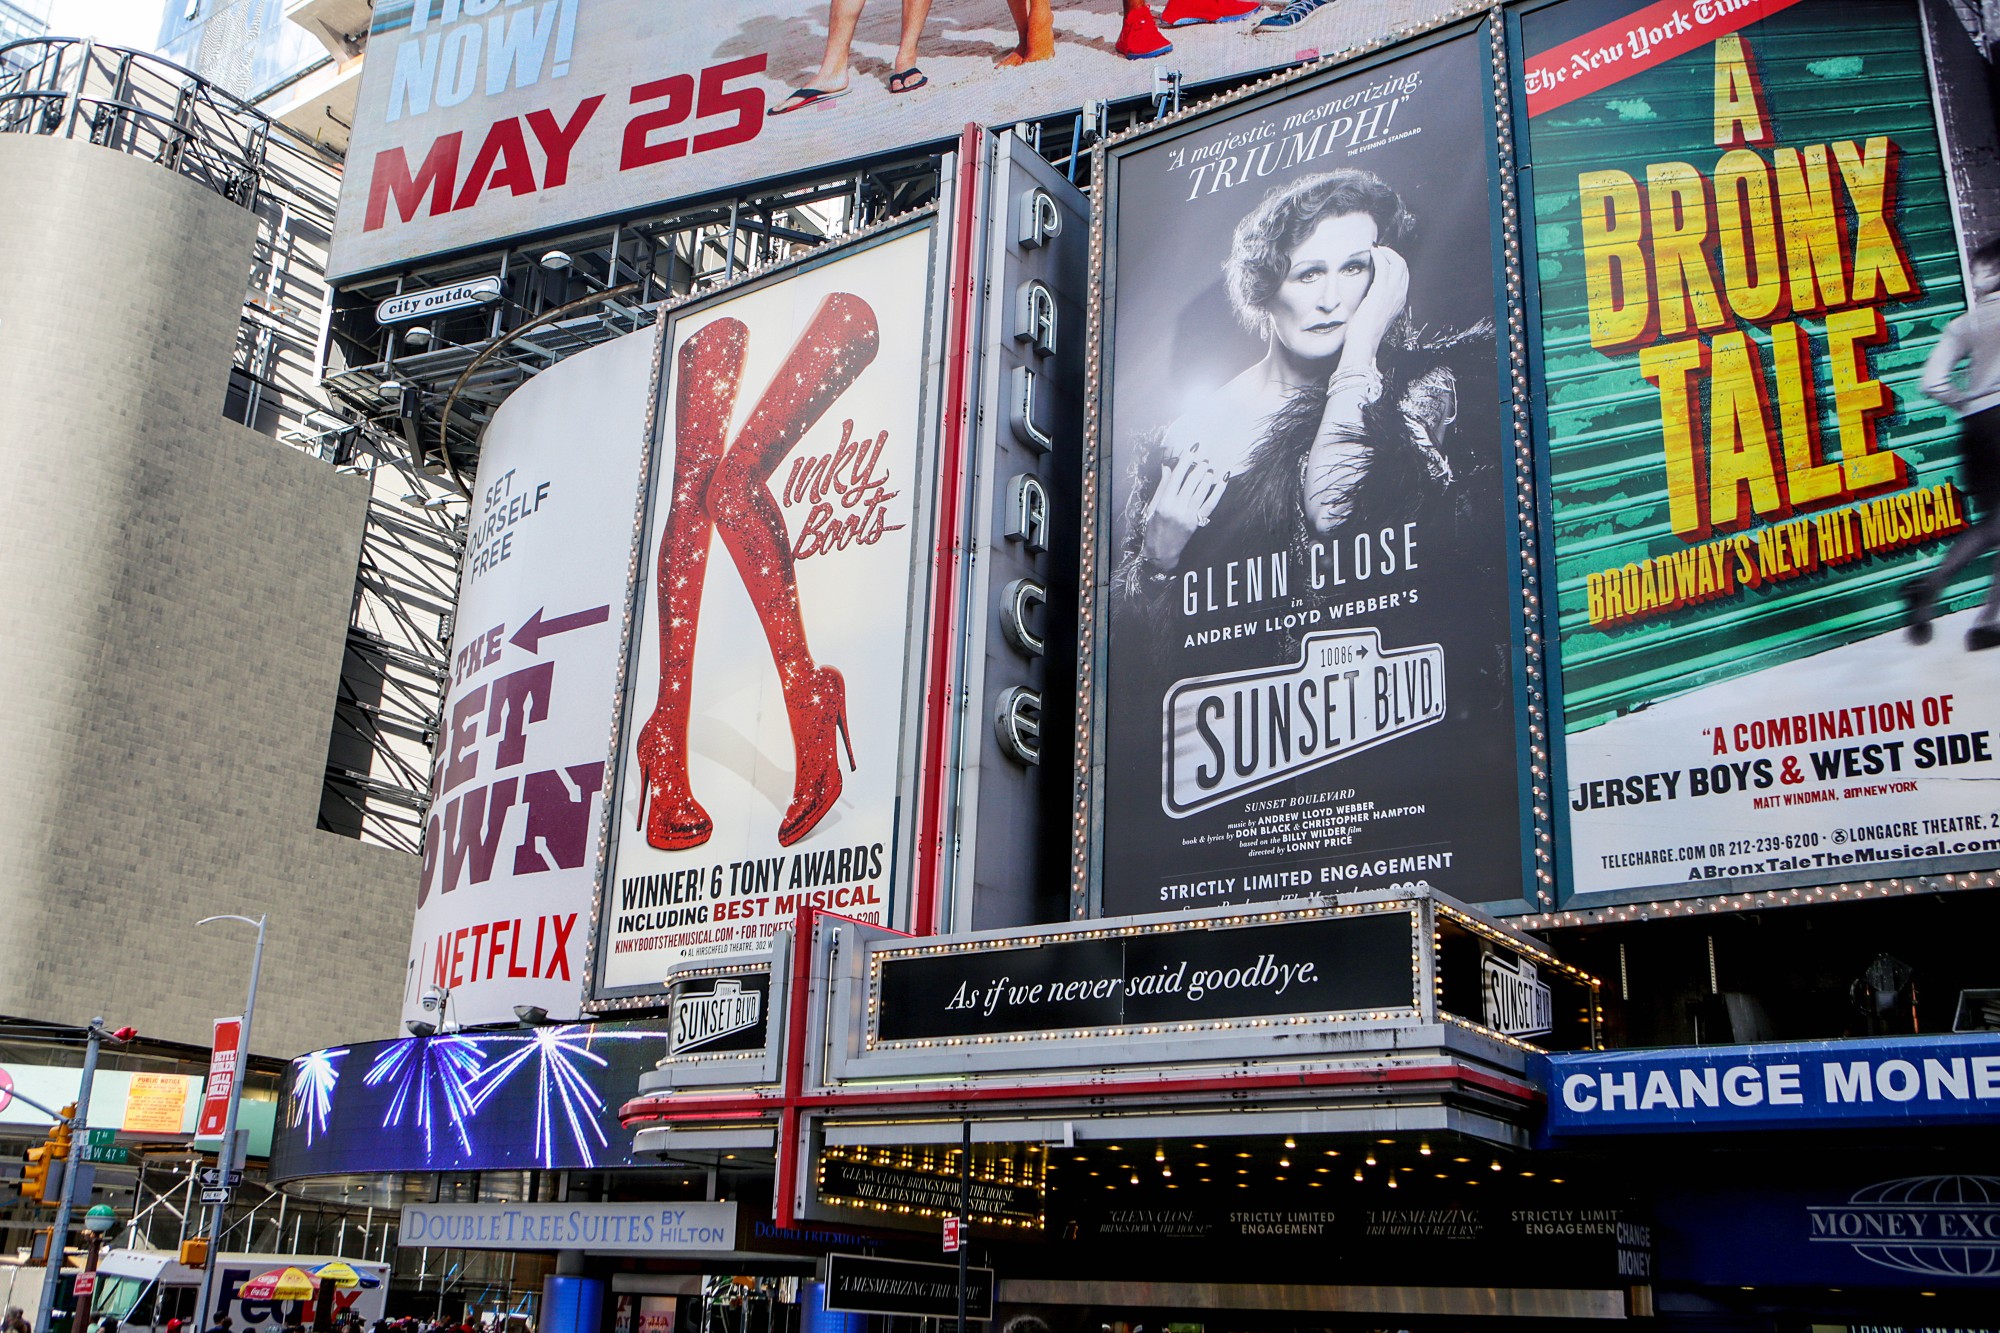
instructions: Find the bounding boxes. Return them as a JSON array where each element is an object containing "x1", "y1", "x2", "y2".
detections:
[{"x1": 590, "y1": 219, "x2": 947, "y2": 1004}]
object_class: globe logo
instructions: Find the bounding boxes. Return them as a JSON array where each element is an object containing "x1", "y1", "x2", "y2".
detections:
[{"x1": 1805, "y1": 1175, "x2": 2000, "y2": 1279}]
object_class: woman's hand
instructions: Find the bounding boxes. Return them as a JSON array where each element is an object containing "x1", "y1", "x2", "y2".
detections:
[
  {"x1": 1141, "y1": 443, "x2": 1226, "y2": 572},
  {"x1": 1306, "y1": 245, "x2": 1406, "y2": 538},
  {"x1": 1340, "y1": 244, "x2": 1408, "y2": 370}
]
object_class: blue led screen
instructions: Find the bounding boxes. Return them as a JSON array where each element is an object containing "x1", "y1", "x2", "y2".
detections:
[{"x1": 270, "y1": 1021, "x2": 671, "y2": 1180}]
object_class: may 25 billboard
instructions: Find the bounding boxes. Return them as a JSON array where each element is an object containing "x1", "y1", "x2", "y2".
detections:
[
  {"x1": 590, "y1": 222, "x2": 943, "y2": 1002},
  {"x1": 1522, "y1": 0, "x2": 2000, "y2": 901},
  {"x1": 331, "y1": 0, "x2": 1465, "y2": 280},
  {"x1": 1087, "y1": 24, "x2": 1533, "y2": 916}
]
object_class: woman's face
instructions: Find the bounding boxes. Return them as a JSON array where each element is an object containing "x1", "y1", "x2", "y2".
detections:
[{"x1": 1265, "y1": 211, "x2": 1380, "y2": 361}]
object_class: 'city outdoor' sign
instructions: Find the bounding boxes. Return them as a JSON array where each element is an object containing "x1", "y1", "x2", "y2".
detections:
[{"x1": 376, "y1": 276, "x2": 505, "y2": 325}]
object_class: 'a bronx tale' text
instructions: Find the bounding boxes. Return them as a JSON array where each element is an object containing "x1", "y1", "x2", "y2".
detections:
[{"x1": 1576, "y1": 36, "x2": 1963, "y2": 626}]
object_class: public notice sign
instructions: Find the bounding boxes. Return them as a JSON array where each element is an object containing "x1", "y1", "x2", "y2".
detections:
[
  {"x1": 1522, "y1": 0, "x2": 2000, "y2": 900},
  {"x1": 595, "y1": 225, "x2": 939, "y2": 997},
  {"x1": 1092, "y1": 28, "x2": 1529, "y2": 915}
]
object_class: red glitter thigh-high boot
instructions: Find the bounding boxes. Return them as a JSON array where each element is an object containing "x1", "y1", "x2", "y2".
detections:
[
  {"x1": 707, "y1": 292, "x2": 879, "y2": 846},
  {"x1": 634, "y1": 317, "x2": 749, "y2": 850}
]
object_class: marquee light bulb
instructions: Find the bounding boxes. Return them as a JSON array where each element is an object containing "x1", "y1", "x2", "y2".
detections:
[
  {"x1": 1365, "y1": 1153, "x2": 1377, "y2": 1167},
  {"x1": 1353, "y1": 1168, "x2": 1364, "y2": 1181},
  {"x1": 1419, "y1": 1142, "x2": 1431, "y2": 1156},
  {"x1": 1283, "y1": 1137, "x2": 1296, "y2": 1150}
]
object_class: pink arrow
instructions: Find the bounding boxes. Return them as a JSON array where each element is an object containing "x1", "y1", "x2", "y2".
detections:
[{"x1": 511, "y1": 604, "x2": 610, "y2": 654}]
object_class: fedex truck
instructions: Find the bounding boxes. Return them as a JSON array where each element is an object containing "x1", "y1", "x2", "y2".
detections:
[{"x1": 87, "y1": 1252, "x2": 389, "y2": 1332}]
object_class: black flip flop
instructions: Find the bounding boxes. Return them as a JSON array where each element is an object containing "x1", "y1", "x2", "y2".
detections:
[
  {"x1": 888, "y1": 67, "x2": 929, "y2": 94},
  {"x1": 771, "y1": 86, "x2": 847, "y2": 114}
]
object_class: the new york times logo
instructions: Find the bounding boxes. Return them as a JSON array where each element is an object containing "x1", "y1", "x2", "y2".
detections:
[
  {"x1": 671, "y1": 979, "x2": 761, "y2": 1053},
  {"x1": 1481, "y1": 952, "x2": 1552, "y2": 1038}
]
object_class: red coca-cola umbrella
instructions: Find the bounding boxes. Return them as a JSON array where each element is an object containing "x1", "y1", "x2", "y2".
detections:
[{"x1": 237, "y1": 1267, "x2": 317, "y2": 1302}]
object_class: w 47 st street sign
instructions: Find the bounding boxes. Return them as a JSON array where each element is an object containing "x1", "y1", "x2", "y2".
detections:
[{"x1": 78, "y1": 1130, "x2": 127, "y2": 1165}]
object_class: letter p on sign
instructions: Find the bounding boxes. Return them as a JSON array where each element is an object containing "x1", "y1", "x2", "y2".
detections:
[{"x1": 943, "y1": 1217, "x2": 962, "y2": 1252}]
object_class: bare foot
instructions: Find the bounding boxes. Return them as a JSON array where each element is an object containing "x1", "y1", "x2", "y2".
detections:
[{"x1": 998, "y1": 0, "x2": 1055, "y2": 64}]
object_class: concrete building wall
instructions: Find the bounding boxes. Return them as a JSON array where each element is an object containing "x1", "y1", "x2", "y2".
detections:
[{"x1": 0, "y1": 133, "x2": 415, "y2": 1058}]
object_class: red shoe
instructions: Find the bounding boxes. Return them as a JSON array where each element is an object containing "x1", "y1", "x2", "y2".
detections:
[
  {"x1": 708, "y1": 293, "x2": 880, "y2": 848},
  {"x1": 1161, "y1": 0, "x2": 1259, "y2": 25},
  {"x1": 1116, "y1": 5, "x2": 1174, "y2": 57},
  {"x1": 634, "y1": 319, "x2": 748, "y2": 852}
]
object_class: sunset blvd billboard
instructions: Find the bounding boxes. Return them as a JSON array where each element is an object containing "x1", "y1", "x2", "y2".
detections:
[{"x1": 1087, "y1": 25, "x2": 1533, "y2": 916}]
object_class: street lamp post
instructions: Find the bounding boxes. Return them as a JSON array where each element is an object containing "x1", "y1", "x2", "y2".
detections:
[
  {"x1": 191, "y1": 914, "x2": 267, "y2": 1333},
  {"x1": 72, "y1": 1205, "x2": 118, "y2": 1333},
  {"x1": 32, "y1": 1018, "x2": 106, "y2": 1333}
]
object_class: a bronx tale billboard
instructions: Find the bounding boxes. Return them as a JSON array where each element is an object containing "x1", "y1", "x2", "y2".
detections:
[
  {"x1": 1524, "y1": 0, "x2": 2000, "y2": 905},
  {"x1": 1085, "y1": 21, "x2": 1534, "y2": 918}
]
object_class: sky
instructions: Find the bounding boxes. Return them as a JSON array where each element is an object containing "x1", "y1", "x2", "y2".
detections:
[{"x1": 37, "y1": 0, "x2": 165, "y2": 51}]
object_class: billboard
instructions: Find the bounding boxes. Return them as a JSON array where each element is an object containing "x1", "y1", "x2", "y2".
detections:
[
  {"x1": 591, "y1": 221, "x2": 943, "y2": 1001},
  {"x1": 329, "y1": 0, "x2": 1466, "y2": 280},
  {"x1": 410, "y1": 330, "x2": 655, "y2": 1029},
  {"x1": 269, "y1": 1020, "x2": 669, "y2": 1178},
  {"x1": 1086, "y1": 25, "x2": 1532, "y2": 917},
  {"x1": 1521, "y1": 0, "x2": 2000, "y2": 902}
]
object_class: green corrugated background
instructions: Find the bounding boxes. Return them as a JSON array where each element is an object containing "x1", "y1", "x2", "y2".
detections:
[{"x1": 1528, "y1": 0, "x2": 1970, "y2": 731}]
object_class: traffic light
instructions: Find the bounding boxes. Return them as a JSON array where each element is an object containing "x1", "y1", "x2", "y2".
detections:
[
  {"x1": 49, "y1": 1104, "x2": 75, "y2": 1160},
  {"x1": 179, "y1": 1237, "x2": 208, "y2": 1267},
  {"x1": 20, "y1": 1146, "x2": 50, "y2": 1202}
]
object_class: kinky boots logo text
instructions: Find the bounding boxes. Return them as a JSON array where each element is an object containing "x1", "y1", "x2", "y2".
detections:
[{"x1": 782, "y1": 419, "x2": 906, "y2": 558}]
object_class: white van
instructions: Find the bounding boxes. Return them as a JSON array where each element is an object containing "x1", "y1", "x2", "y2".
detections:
[{"x1": 89, "y1": 1252, "x2": 389, "y2": 1333}]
